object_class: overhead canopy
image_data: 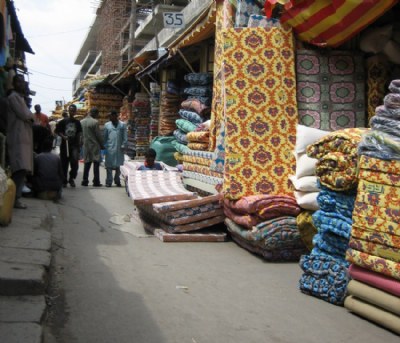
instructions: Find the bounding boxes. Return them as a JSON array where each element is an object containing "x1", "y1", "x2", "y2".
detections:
[
  {"x1": 135, "y1": 52, "x2": 169, "y2": 79},
  {"x1": 7, "y1": 0, "x2": 34, "y2": 54},
  {"x1": 168, "y1": 1, "x2": 217, "y2": 55}
]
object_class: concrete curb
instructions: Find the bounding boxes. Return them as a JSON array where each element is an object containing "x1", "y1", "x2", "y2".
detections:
[{"x1": 0, "y1": 198, "x2": 54, "y2": 343}]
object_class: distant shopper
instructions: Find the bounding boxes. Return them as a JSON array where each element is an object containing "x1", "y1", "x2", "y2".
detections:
[
  {"x1": 103, "y1": 111, "x2": 127, "y2": 187},
  {"x1": 137, "y1": 148, "x2": 163, "y2": 171},
  {"x1": 81, "y1": 107, "x2": 103, "y2": 187},
  {"x1": 7, "y1": 74, "x2": 34, "y2": 209},
  {"x1": 31, "y1": 138, "x2": 63, "y2": 199},
  {"x1": 33, "y1": 104, "x2": 50, "y2": 130},
  {"x1": 55, "y1": 104, "x2": 82, "y2": 187}
]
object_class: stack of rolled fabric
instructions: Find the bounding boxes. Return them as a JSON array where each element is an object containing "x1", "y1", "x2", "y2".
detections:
[
  {"x1": 159, "y1": 81, "x2": 181, "y2": 136},
  {"x1": 137, "y1": 194, "x2": 225, "y2": 235},
  {"x1": 149, "y1": 83, "x2": 161, "y2": 142},
  {"x1": 359, "y1": 79, "x2": 400, "y2": 160},
  {"x1": 184, "y1": 73, "x2": 213, "y2": 107},
  {"x1": 298, "y1": 128, "x2": 367, "y2": 305},
  {"x1": 174, "y1": 73, "x2": 213, "y2": 150},
  {"x1": 171, "y1": 73, "x2": 223, "y2": 189},
  {"x1": 223, "y1": 194, "x2": 307, "y2": 261},
  {"x1": 132, "y1": 92, "x2": 151, "y2": 157},
  {"x1": 290, "y1": 125, "x2": 329, "y2": 212},
  {"x1": 343, "y1": 82, "x2": 400, "y2": 333}
]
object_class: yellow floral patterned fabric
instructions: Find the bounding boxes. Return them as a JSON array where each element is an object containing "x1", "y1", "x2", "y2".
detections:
[
  {"x1": 187, "y1": 142, "x2": 209, "y2": 151},
  {"x1": 209, "y1": 1, "x2": 232, "y2": 152},
  {"x1": 222, "y1": 27, "x2": 297, "y2": 199},
  {"x1": 351, "y1": 226, "x2": 400, "y2": 249},
  {"x1": 181, "y1": 154, "x2": 212, "y2": 167},
  {"x1": 349, "y1": 237, "x2": 400, "y2": 263},
  {"x1": 353, "y1": 215, "x2": 400, "y2": 237},
  {"x1": 366, "y1": 56, "x2": 390, "y2": 124},
  {"x1": 346, "y1": 248, "x2": 400, "y2": 281}
]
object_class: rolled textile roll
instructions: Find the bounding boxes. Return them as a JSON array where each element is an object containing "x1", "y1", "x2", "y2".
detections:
[
  {"x1": 344, "y1": 295, "x2": 400, "y2": 335},
  {"x1": 349, "y1": 264, "x2": 400, "y2": 297},
  {"x1": 347, "y1": 279, "x2": 400, "y2": 316}
]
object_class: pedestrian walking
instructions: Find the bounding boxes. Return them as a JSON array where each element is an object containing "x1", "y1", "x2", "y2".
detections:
[
  {"x1": 55, "y1": 104, "x2": 82, "y2": 188},
  {"x1": 81, "y1": 107, "x2": 103, "y2": 187},
  {"x1": 103, "y1": 110, "x2": 127, "y2": 187},
  {"x1": 33, "y1": 104, "x2": 50, "y2": 130},
  {"x1": 6, "y1": 74, "x2": 34, "y2": 209}
]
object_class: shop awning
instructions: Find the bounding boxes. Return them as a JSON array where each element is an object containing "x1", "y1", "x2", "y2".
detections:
[
  {"x1": 7, "y1": 0, "x2": 34, "y2": 54},
  {"x1": 135, "y1": 52, "x2": 169, "y2": 80},
  {"x1": 168, "y1": 1, "x2": 217, "y2": 55}
]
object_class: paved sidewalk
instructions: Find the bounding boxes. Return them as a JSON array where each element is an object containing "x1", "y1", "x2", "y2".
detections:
[{"x1": 0, "y1": 197, "x2": 54, "y2": 343}]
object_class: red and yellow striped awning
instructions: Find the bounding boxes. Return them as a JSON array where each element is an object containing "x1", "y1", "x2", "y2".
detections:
[{"x1": 280, "y1": 0, "x2": 397, "y2": 47}]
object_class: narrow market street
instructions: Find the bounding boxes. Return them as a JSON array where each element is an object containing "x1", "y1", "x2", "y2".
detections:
[{"x1": 41, "y1": 167, "x2": 399, "y2": 343}]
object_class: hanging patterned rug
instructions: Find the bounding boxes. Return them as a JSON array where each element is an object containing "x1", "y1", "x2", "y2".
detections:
[
  {"x1": 221, "y1": 26, "x2": 297, "y2": 199},
  {"x1": 296, "y1": 49, "x2": 366, "y2": 131}
]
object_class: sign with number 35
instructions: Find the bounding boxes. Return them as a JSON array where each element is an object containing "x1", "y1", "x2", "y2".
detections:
[{"x1": 163, "y1": 12, "x2": 185, "y2": 29}]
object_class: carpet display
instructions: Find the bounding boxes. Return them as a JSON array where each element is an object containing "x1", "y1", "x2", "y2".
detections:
[
  {"x1": 296, "y1": 50, "x2": 366, "y2": 131},
  {"x1": 126, "y1": 170, "x2": 197, "y2": 205},
  {"x1": 222, "y1": 26, "x2": 297, "y2": 199}
]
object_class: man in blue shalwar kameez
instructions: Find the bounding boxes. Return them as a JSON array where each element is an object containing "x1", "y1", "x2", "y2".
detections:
[{"x1": 103, "y1": 111, "x2": 128, "y2": 187}]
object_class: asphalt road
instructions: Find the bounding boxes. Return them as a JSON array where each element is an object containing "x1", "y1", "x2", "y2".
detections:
[{"x1": 43, "y1": 167, "x2": 399, "y2": 343}]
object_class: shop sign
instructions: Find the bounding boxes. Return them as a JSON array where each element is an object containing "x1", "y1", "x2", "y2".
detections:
[{"x1": 163, "y1": 12, "x2": 185, "y2": 29}]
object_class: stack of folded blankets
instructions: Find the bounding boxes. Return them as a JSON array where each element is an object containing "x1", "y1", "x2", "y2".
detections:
[
  {"x1": 174, "y1": 73, "x2": 213, "y2": 150},
  {"x1": 174, "y1": 141, "x2": 223, "y2": 187},
  {"x1": 299, "y1": 128, "x2": 367, "y2": 305},
  {"x1": 290, "y1": 125, "x2": 329, "y2": 212},
  {"x1": 172, "y1": 73, "x2": 224, "y2": 189},
  {"x1": 132, "y1": 92, "x2": 151, "y2": 157},
  {"x1": 159, "y1": 81, "x2": 181, "y2": 136},
  {"x1": 224, "y1": 194, "x2": 307, "y2": 261},
  {"x1": 344, "y1": 80, "x2": 400, "y2": 334},
  {"x1": 138, "y1": 194, "x2": 225, "y2": 235},
  {"x1": 125, "y1": 169, "x2": 226, "y2": 241},
  {"x1": 149, "y1": 83, "x2": 161, "y2": 141}
]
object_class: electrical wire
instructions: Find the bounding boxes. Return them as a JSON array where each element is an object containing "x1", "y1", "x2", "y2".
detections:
[
  {"x1": 26, "y1": 27, "x2": 91, "y2": 38},
  {"x1": 28, "y1": 68, "x2": 75, "y2": 79},
  {"x1": 30, "y1": 82, "x2": 72, "y2": 92}
]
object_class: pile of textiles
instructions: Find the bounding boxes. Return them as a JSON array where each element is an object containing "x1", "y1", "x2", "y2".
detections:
[
  {"x1": 345, "y1": 265, "x2": 400, "y2": 335},
  {"x1": 344, "y1": 153, "x2": 400, "y2": 334},
  {"x1": 299, "y1": 128, "x2": 366, "y2": 305},
  {"x1": 173, "y1": 141, "x2": 223, "y2": 188},
  {"x1": 296, "y1": 49, "x2": 366, "y2": 130},
  {"x1": 232, "y1": 0, "x2": 262, "y2": 28},
  {"x1": 224, "y1": 194, "x2": 306, "y2": 261},
  {"x1": 290, "y1": 125, "x2": 329, "y2": 211},
  {"x1": 149, "y1": 83, "x2": 161, "y2": 142},
  {"x1": 84, "y1": 89, "x2": 124, "y2": 126},
  {"x1": 119, "y1": 96, "x2": 131, "y2": 122},
  {"x1": 174, "y1": 72, "x2": 213, "y2": 151},
  {"x1": 307, "y1": 128, "x2": 368, "y2": 191},
  {"x1": 132, "y1": 93, "x2": 151, "y2": 157},
  {"x1": 299, "y1": 187, "x2": 356, "y2": 305},
  {"x1": 159, "y1": 86, "x2": 181, "y2": 136},
  {"x1": 137, "y1": 194, "x2": 225, "y2": 235},
  {"x1": 359, "y1": 79, "x2": 400, "y2": 160},
  {"x1": 126, "y1": 170, "x2": 196, "y2": 206}
]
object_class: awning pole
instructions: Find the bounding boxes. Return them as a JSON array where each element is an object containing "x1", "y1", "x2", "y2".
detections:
[
  {"x1": 136, "y1": 62, "x2": 159, "y2": 84},
  {"x1": 177, "y1": 49, "x2": 196, "y2": 73}
]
